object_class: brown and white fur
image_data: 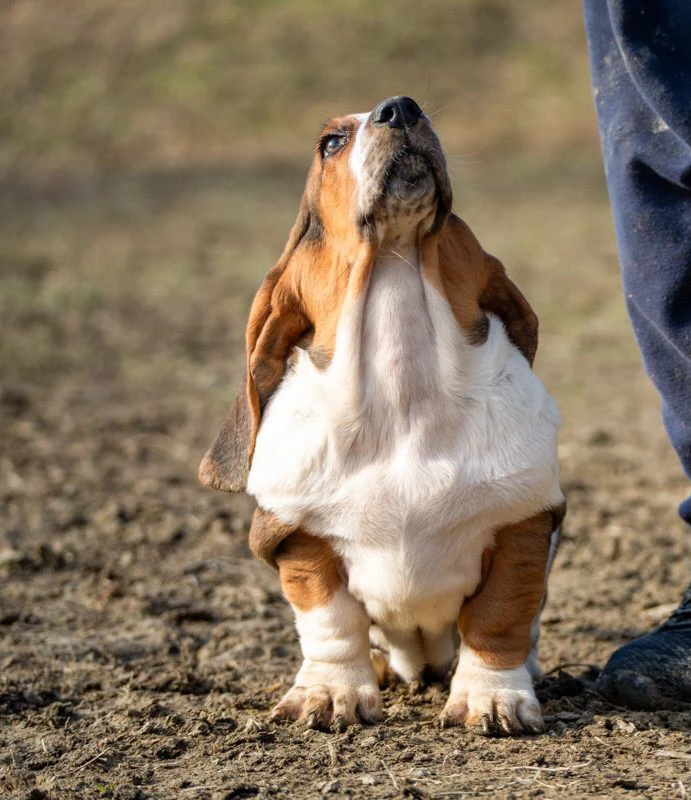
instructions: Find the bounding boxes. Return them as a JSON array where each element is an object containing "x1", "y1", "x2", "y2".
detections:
[{"x1": 199, "y1": 96, "x2": 565, "y2": 735}]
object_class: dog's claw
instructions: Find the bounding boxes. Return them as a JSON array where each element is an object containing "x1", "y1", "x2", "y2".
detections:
[
  {"x1": 334, "y1": 715, "x2": 348, "y2": 733},
  {"x1": 498, "y1": 713, "x2": 513, "y2": 735}
]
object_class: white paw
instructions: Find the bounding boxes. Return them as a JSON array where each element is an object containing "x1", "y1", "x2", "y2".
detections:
[
  {"x1": 440, "y1": 650, "x2": 544, "y2": 736},
  {"x1": 388, "y1": 645, "x2": 424, "y2": 683},
  {"x1": 270, "y1": 660, "x2": 382, "y2": 731}
]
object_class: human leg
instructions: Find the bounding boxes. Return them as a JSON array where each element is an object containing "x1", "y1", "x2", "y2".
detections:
[{"x1": 583, "y1": 0, "x2": 691, "y2": 707}]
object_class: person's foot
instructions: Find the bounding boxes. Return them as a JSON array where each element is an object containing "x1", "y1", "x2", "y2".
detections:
[{"x1": 596, "y1": 585, "x2": 691, "y2": 710}]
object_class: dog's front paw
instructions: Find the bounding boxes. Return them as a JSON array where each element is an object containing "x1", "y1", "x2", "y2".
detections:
[
  {"x1": 440, "y1": 650, "x2": 544, "y2": 736},
  {"x1": 270, "y1": 660, "x2": 382, "y2": 731}
]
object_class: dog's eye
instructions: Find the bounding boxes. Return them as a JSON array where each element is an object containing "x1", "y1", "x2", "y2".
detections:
[{"x1": 321, "y1": 134, "x2": 347, "y2": 158}]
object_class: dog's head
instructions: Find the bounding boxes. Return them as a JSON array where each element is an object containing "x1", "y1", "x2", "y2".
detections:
[
  {"x1": 200, "y1": 97, "x2": 537, "y2": 494},
  {"x1": 317, "y1": 96, "x2": 452, "y2": 243},
  {"x1": 269, "y1": 96, "x2": 452, "y2": 264}
]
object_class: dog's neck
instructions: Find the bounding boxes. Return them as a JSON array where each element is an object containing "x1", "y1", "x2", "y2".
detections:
[
  {"x1": 374, "y1": 196, "x2": 437, "y2": 256},
  {"x1": 376, "y1": 221, "x2": 422, "y2": 262}
]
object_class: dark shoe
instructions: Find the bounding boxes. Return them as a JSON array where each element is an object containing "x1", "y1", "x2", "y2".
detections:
[{"x1": 596, "y1": 585, "x2": 691, "y2": 710}]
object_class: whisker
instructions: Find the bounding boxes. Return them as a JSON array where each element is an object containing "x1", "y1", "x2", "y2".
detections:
[
  {"x1": 445, "y1": 147, "x2": 488, "y2": 163},
  {"x1": 387, "y1": 248, "x2": 419, "y2": 273},
  {"x1": 418, "y1": 78, "x2": 432, "y2": 112},
  {"x1": 445, "y1": 156, "x2": 487, "y2": 165}
]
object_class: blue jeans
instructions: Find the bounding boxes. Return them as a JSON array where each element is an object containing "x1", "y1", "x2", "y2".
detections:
[{"x1": 583, "y1": 0, "x2": 691, "y2": 523}]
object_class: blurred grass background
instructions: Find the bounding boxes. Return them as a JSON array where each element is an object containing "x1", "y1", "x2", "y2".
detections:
[
  {"x1": 2, "y1": 1, "x2": 593, "y2": 176},
  {"x1": 0, "y1": 0, "x2": 672, "y2": 477}
]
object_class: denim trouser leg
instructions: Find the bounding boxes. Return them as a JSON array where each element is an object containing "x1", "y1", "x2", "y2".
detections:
[{"x1": 583, "y1": 0, "x2": 691, "y2": 523}]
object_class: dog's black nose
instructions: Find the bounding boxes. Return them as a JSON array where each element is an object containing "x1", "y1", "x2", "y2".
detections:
[{"x1": 372, "y1": 96, "x2": 423, "y2": 129}]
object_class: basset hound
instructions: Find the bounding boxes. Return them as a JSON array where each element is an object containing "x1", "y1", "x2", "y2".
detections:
[{"x1": 200, "y1": 96, "x2": 565, "y2": 735}]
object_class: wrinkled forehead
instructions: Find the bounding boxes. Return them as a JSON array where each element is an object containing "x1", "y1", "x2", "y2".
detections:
[{"x1": 320, "y1": 111, "x2": 369, "y2": 134}]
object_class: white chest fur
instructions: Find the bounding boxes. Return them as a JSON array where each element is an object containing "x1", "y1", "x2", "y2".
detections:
[{"x1": 248, "y1": 252, "x2": 562, "y2": 631}]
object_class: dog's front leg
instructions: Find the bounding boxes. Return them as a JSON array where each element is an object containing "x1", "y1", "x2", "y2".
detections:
[
  {"x1": 441, "y1": 506, "x2": 563, "y2": 736},
  {"x1": 270, "y1": 530, "x2": 382, "y2": 730}
]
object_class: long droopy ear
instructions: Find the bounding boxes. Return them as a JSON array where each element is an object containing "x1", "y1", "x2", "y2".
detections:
[
  {"x1": 479, "y1": 253, "x2": 538, "y2": 366},
  {"x1": 199, "y1": 199, "x2": 313, "y2": 492},
  {"x1": 424, "y1": 213, "x2": 538, "y2": 365}
]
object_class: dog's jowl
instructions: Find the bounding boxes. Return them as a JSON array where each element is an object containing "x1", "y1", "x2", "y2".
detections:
[{"x1": 200, "y1": 96, "x2": 565, "y2": 735}]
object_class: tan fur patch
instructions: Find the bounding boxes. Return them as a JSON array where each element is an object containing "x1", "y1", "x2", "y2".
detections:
[
  {"x1": 421, "y1": 214, "x2": 539, "y2": 365},
  {"x1": 247, "y1": 507, "x2": 296, "y2": 567},
  {"x1": 459, "y1": 504, "x2": 565, "y2": 669},
  {"x1": 274, "y1": 530, "x2": 343, "y2": 612}
]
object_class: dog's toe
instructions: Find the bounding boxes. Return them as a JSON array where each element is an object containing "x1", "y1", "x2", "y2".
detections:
[
  {"x1": 269, "y1": 686, "x2": 306, "y2": 723},
  {"x1": 270, "y1": 682, "x2": 382, "y2": 730},
  {"x1": 441, "y1": 655, "x2": 544, "y2": 737}
]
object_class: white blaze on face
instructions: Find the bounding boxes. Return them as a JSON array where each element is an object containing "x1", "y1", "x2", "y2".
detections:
[
  {"x1": 348, "y1": 112, "x2": 372, "y2": 207},
  {"x1": 345, "y1": 107, "x2": 439, "y2": 249}
]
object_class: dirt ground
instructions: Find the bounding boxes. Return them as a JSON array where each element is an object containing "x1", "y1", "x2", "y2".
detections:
[{"x1": 3, "y1": 3, "x2": 691, "y2": 800}]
